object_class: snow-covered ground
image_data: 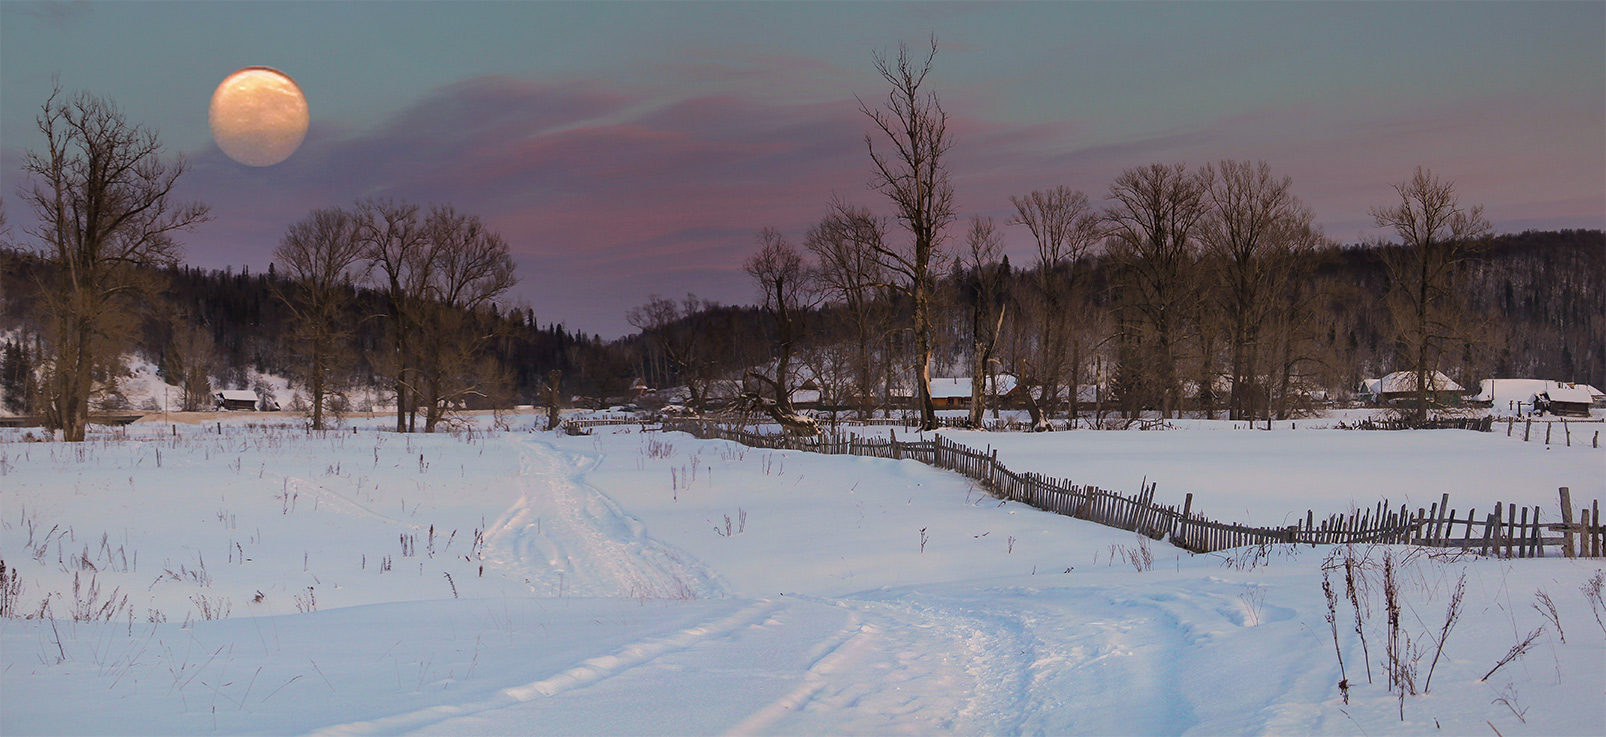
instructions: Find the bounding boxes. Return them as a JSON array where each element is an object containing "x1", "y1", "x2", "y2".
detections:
[{"x1": 2, "y1": 414, "x2": 1603, "y2": 735}]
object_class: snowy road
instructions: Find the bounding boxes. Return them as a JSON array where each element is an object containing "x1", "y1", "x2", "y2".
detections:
[
  {"x1": 301, "y1": 436, "x2": 1360, "y2": 735},
  {"x1": 479, "y1": 439, "x2": 729, "y2": 600},
  {"x1": 339, "y1": 437, "x2": 1021, "y2": 735}
]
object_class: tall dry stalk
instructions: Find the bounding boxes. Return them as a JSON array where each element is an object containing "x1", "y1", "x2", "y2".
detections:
[
  {"x1": 1345, "y1": 555, "x2": 1374, "y2": 683},
  {"x1": 1322, "y1": 570, "x2": 1349, "y2": 703},
  {"x1": 1423, "y1": 573, "x2": 1466, "y2": 693}
]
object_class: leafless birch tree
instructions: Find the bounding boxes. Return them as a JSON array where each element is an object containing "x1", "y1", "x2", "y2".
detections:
[
  {"x1": 743, "y1": 227, "x2": 812, "y2": 416},
  {"x1": 960, "y1": 216, "x2": 1008, "y2": 427},
  {"x1": 355, "y1": 198, "x2": 427, "y2": 432},
  {"x1": 1104, "y1": 163, "x2": 1209, "y2": 418},
  {"x1": 1371, "y1": 167, "x2": 1490, "y2": 421},
  {"x1": 628, "y1": 294, "x2": 722, "y2": 413},
  {"x1": 412, "y1": 205, "x2": 518, "y2": 432},
  {"x1": 1199, "y1": 160, "x2": 1319, "y2": 421},
  {"x1": 1009, "y1": 186, "x2": 1099, "y2": 426},
  {"x1": 20, "y1": 86, "x2": 210, "y2": 440},
  {"x1": 806, "y1": 201, "x2": 891, "y2": 419},
  {"x1": 273, "y1": 207, "x2": 366, "y2": 429},
  {"x1": 860, "y1": 36, "x2": 956, "y2": 431}
]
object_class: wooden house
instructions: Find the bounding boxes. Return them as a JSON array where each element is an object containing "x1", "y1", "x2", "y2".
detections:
[
  {"x1": 214, "y1": 390, "x2": 259, "y2": 411},
  {"x1": 1364, "y1": 371, "x2": 1465, "y2": 406},
  {"x1": 1536, "y1": 384, "x2": 1595, "y2": 417}
]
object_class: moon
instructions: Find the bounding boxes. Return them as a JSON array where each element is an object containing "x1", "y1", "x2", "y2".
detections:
[{"x1": 209, "y1": 67, "x2": 309, "y2": 167}]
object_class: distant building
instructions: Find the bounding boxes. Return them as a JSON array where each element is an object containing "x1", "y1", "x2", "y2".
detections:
[
  {"x1": 900, "y1": 375, "x2": 1020, "y2": 409},
  {"x1": 1535, "y1": 384, "x2": 1596, "y2": 417},
  {"x1": 214, "y1": 390, "x2": 259, "y2": 411},
  {"x1": 1360, "y1": 371, "x2": 1465, "y2": 406}
]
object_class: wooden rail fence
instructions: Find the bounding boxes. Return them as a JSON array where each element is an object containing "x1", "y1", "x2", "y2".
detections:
[{"x1": 653, "y1": 419, "x2": 1604, "y2": 558}]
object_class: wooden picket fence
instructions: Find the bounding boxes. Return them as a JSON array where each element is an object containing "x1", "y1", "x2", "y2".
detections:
[{"x1": 653, "y1": 420, "x2": 1604, "y2": 558}]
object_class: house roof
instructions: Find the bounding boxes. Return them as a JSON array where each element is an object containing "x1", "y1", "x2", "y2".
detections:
[
  {"x1": 1377, "y1": 371, "x2": 1464, "y2": 394},
  {"x1": 923, "y1": 375, "x2": 1020, "y2": 400},
  {"x1": 1542, "y1": 384, "x2": 1595, "y2": 404},
  {"x1": 1473, "y1": 379, "x2": 1603, "y2": 404},
  {"x1": 215, "y1": 390, "x2": 257, "y2": 402}
]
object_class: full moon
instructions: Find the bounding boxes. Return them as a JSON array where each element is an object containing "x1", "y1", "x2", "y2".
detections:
[{"x1": 209, "y1": 67, "x2": 309, "y2": 167}]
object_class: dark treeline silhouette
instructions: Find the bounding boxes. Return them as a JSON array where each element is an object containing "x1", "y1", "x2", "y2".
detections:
[
  {"x1": 0, "y1": 246, "x2": 626, "y2": 412},
  {"x1": 632, "y1": 228, "x2": 1604, "y2": 421},
  {"x1": 3, "y1": 228, "x2": 1600, "y2": 422}
]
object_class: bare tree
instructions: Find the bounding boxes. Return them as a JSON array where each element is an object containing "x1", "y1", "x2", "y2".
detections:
[
  {"x1": 1008, "y1": 186, "x2": 1099, "y2": 426},
  {"x1": 19, "y1": 86, "x2": 209, "y2": 440},
  {"x1": 628, "y1": 294, "x2": 726, "y2": 414},
  {"x1": 1103, "y1": 163, "x2": 1210, "y2": 418},
  {"x1": 743, "y1": 227, "x2": 813, "y2": 414},
  {"x1": 413, "y1": 205, "x2": 518, "y2": 432},
  {"x1": 1199, "y1": 161, "x2": 1320, "y2": 421},
  {"x1": 860, "y1": 36, "x2": 957, "y2": 431},
  {"x1": 355, "y1": 198, "x2": 426, "y2": 432},
  {"x1": 1371, "y1": 167, "x2": 1491, "y2": 421},
  {"x1": 806, "y1": 200, "x2": 891, "y2": 419},
  {"x1": 160, "y1": 312, "x2": 216, "y2": 412},
  {"x1": 542, "y1": 369, "x2": 563, "y2": 431},
  {"x1": 273, "y1": 207, "x2": 366, "y2": 429},
  {"x1": 960, "y1": 216, "x2": 1008, "y2": 427}
]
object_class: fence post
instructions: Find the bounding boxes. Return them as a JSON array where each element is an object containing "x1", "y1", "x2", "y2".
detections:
[
  {"x1": 991, "y1": 448, "x2": 999, "y2": 491},
  {"x1": 1559, "y1": 487, "x2": 1576, "y2": 558}
]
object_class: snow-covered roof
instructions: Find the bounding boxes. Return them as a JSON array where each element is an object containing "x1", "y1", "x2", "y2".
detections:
[
  {"x1": 1543, "y1": 384, "x2": 1595, "y2": 404},
  {"x1": 215, "y1": 390, "x2": 258, "y2": 402},
  {"x1": 1377, "y1": 371, "x2": 1463, "y2": 394},
  {"x1": 1474, "y1": 379, "x2": 1603, "y2": 404},
  {"x1": 925, "y1": 375, "x2": 1020, "y2": 400}
]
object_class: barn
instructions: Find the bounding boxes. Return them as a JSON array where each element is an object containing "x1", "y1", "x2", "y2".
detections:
[
  {"x1": 1536, "y1": 384, "x2": 1595, "y2": 417},
  {"x1": 214, "y1": 390, "x2": 259, "y2": 411}
]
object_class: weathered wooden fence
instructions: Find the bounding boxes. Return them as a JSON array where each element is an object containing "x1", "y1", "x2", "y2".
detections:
[
  {"x1": 562, "y1": 418, "x2": 661, "y2": 435},
  {"x1": 653, "y1": 419, "x2": 1604, "y2": 558},
  {"x1": 1338, "y1": 417, "x2": 1494, "y2": 432}
]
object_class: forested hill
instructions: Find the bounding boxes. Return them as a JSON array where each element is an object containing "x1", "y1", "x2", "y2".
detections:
[
  {"x1": 1303, "y1": 229, "x2": 1604, "y2": 391},
  {"x1": 2, "y1": 228, "x2": 1603, "y2": 409},
  {"x1": 0, "y1": 249, "x2": 634, "y2": 405}
]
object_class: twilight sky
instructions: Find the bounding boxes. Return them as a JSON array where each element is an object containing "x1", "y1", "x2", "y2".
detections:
[{"x1": 3, "y1": 1, "x2": 1602, "y2": 338}]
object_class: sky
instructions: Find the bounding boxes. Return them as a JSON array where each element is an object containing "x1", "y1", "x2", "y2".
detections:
[{"x1": 3, "y1": 1, "x2": 1602, "y2": 338}]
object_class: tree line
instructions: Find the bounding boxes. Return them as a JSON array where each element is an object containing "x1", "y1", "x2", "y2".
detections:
[
  {"x1": 4, "y1": 46, "x2": 1602, "y2": 440},
  {"x1": 0, "y1": 85, "x2": 628, "y2": 438},
  {"x1": 661, "y1": 38, "x2": 1600, "y2": 432}
]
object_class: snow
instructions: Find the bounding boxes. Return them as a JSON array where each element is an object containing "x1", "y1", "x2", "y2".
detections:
[
  {"x1": 933, "y1": 420, "x2": 1605, "y2": 527},
  {"x1": 2, "y1": 414, "x2": 1603, "y2": 735}
]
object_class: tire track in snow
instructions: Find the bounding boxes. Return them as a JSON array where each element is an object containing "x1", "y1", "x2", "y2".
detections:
[
  {"x1": 720, "y1": 611, "x2": 872, "y2": 736},
  {"x1": 479, "y1": 437, "x2": 729, "y2": 599},
  {"x1": 307, "y1": 599, "x2": 780, "y2": 736}
]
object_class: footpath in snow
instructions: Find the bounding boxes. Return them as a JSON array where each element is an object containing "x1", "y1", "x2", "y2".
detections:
[{"x1": 1, "y1": 416, "x2": 1603, "y2": 735}]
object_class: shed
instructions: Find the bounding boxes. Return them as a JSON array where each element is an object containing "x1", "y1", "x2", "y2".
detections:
[
  {"x1": 1536, "y1": 384, "x2": 1595, "y2": 417},
  {"x1": 214, "y1": 390, "x2": 258, "y2": 411}
]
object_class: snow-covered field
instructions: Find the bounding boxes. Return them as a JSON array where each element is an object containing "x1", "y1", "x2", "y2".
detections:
[{"x1": 2, "y1": 414, "x2": 1603, "y2": 735}]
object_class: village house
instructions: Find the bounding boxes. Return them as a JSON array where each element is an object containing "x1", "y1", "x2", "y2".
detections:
[
  {"x1": 892, "y1": 375, "x2": 1021, "y2": 410},
  {"x1": 1535, "y1": 383, "x2": 1597, "y2": 417},
  {"x1": 1359, "y1": 371, "x2": 1466, "y2": 406},
  {"x1": 214, "y1": 389, "x2": 260, "y2": 411}
]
